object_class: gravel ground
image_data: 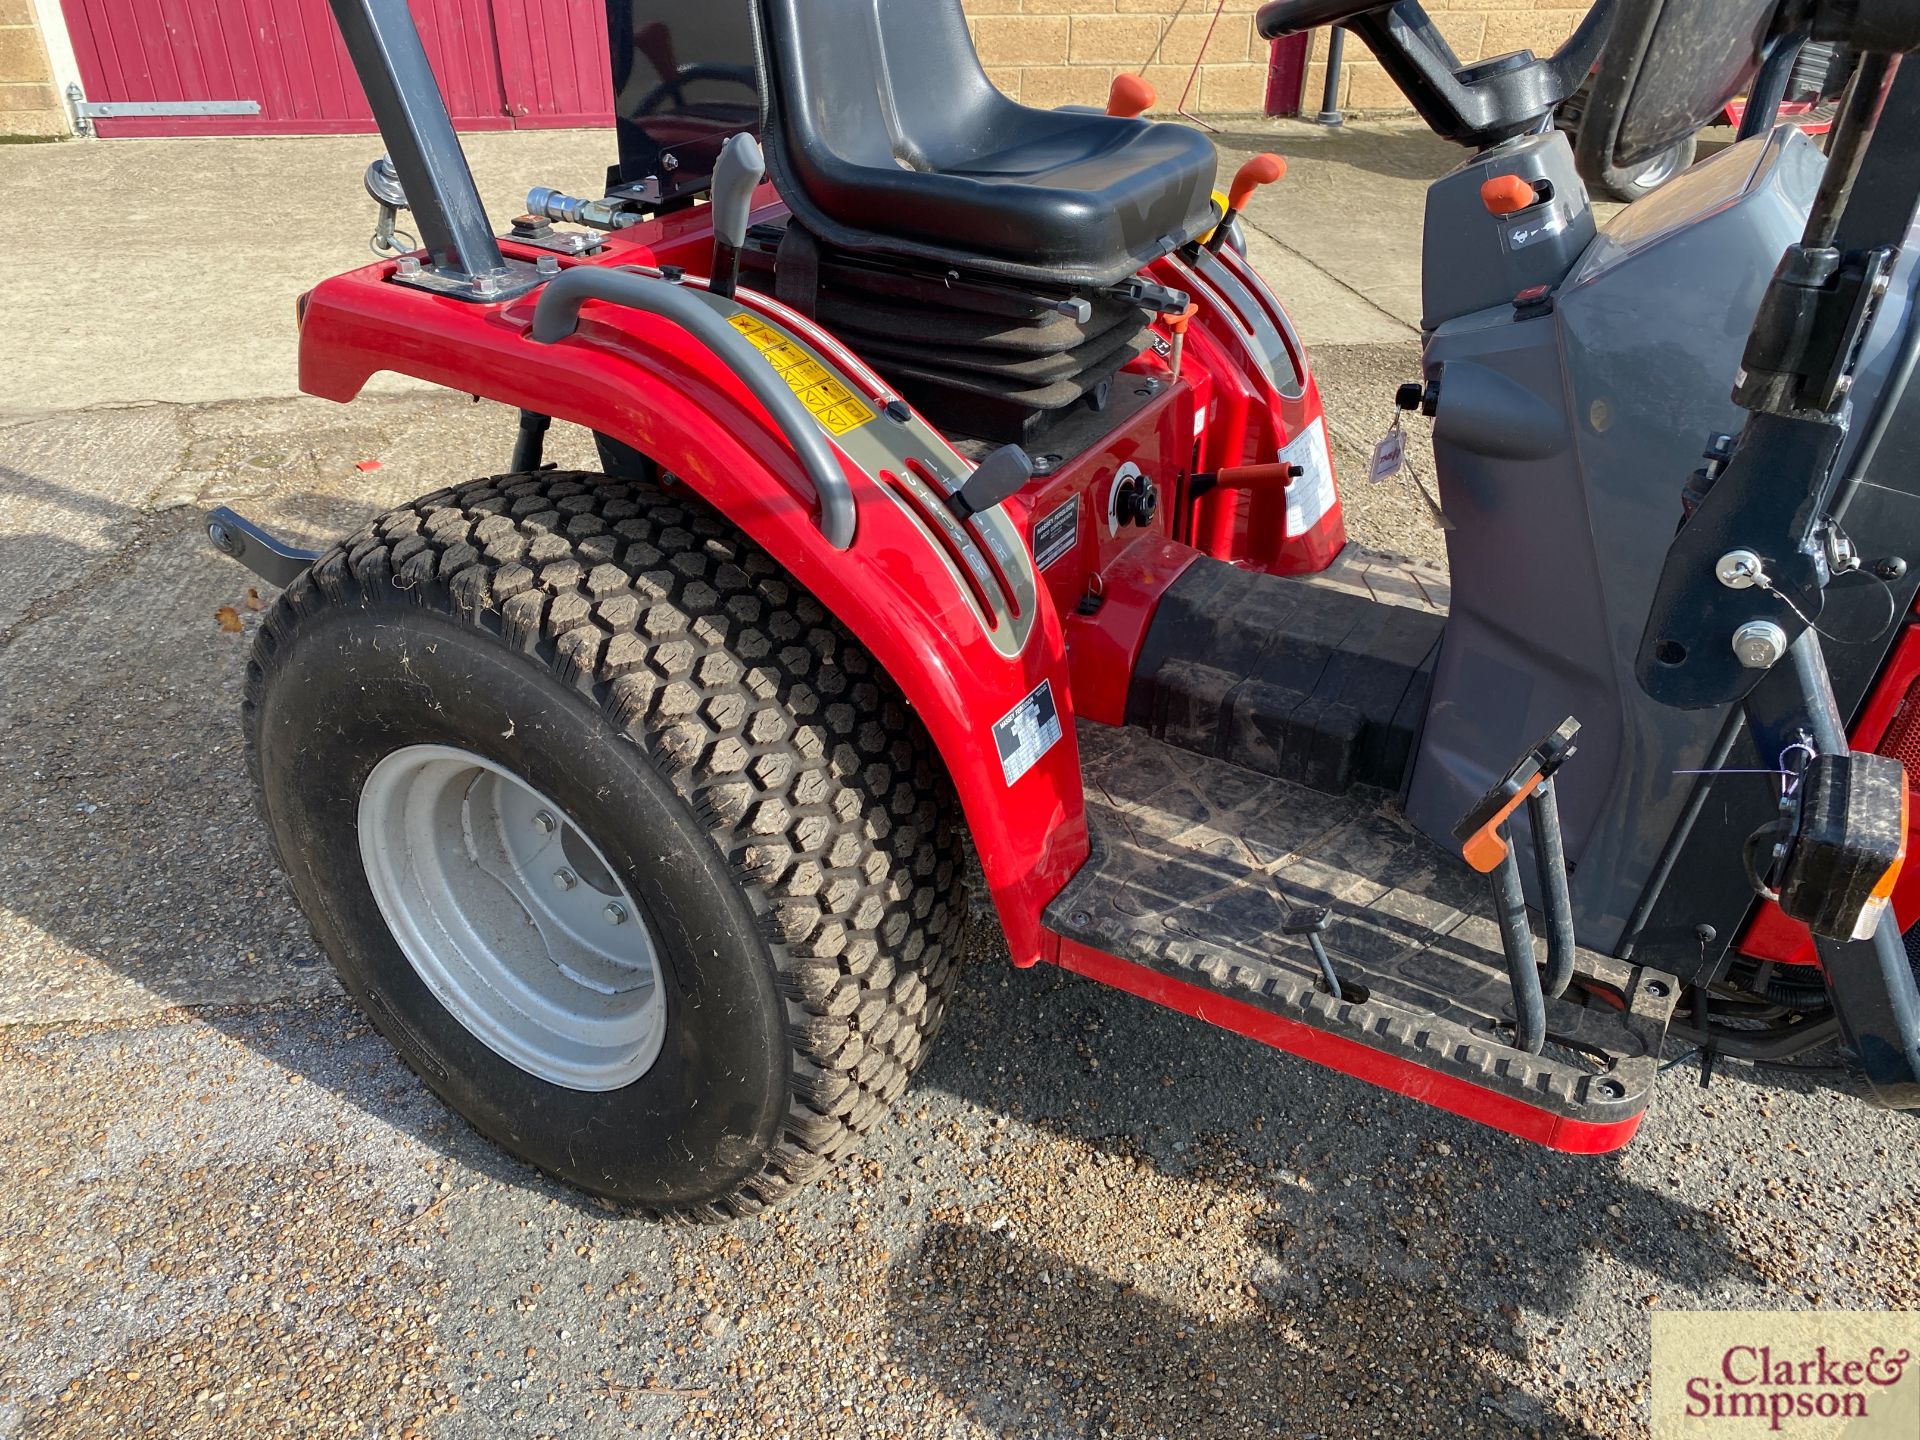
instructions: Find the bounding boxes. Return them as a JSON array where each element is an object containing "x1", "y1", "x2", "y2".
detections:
[{"x1": 3, "y1": 382, "x2": 1917, "y2": 1440}]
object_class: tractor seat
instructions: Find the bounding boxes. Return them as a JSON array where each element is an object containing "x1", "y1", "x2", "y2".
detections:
[{"x1": 755, "y1": 0, "x2": 1220, "y2": 290}]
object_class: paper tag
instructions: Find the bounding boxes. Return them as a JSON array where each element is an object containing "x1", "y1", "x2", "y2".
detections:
[{"x1": 1367, "y1": 420, "x2": 1406, "y2": 484}]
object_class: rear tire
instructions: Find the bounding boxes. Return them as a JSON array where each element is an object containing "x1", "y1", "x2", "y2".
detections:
[{"x1": 245, "y1": 470, "x2": 965, "y2": 1218}]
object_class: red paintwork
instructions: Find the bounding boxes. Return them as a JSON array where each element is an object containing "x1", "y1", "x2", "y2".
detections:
[
  {"x1": 1050, "y1": 938, "x2": 1647, "y2": 1154},
  {"x1": 1004, "y1": 379, "x2": 1193, "y2": 619},
  {"x1": 297, "y1": 200, "x2": 1086, "y2": 965},
  {"x1": 1062, "y1": 536, "x2": 1203, "y2": 726},
  {"x1": 1740, "y1": 621, "x2": 1920, "y2": 968},
  {"x1": 63, "y1": 0, "x2": 612, "y2": 137},
  {"x1": 292, "y1": 180, "x2": 1615, "y2": 1149},
  {"x1": 1721, "y1": 99, "x2": 1835, "y2": 137},
  {"x1": 1149, "y1": 246, "x2": 1347, "y2": 575}
]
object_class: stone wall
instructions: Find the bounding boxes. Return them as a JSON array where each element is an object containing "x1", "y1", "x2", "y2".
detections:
[
  {"x1": 959, "y1": 0, "x2": 1593, "y2": 116},
  {"x1": 1, "y1": 0, "x2": 64, "y2": 137}
]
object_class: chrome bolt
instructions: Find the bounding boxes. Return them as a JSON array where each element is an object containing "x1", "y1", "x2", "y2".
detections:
[
  {"x1": 395, "y1": 255, "x2": 422, "y2": 276},
  {"x1": 536, "y1": 253, "x2": 560, "y2": 276},
  {"x1": 1732, "y1": 619, "x2": 1790, "y2": 670},
  {"x1": 604, "y1": 902, "x2": 628, "y2": 926},
  {"x1": 553, "y1": 868, "x2": 578, "y2": 891},
  {"x1": 1715, "y1": 549, "x2": 1764, "y2": 589},
  {"x1": 532, "y1": 811, "x2": 557, "y2": 834}
]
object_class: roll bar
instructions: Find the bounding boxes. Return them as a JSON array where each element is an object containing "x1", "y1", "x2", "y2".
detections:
[
  {"x1": 1257, "y1": 0, "x2": 1613, "y2": 147},
  {"x1": 531, "y1": 268, "x2": 858, "y2": 550}
]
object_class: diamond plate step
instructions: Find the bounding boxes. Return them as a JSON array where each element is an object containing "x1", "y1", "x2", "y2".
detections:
[{"x1": 1046, "y1": 725, "x2": 1679, "y2": 1150}]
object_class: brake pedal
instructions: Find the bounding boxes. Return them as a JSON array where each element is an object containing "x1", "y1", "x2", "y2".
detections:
[{"x1": 1453, "y1": 718, "x2": 1582, "y2": 1054}]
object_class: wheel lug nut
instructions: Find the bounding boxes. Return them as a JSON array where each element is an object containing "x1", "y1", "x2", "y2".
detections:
[
  {"x1": 604, "y1": 903, "x2": 627, "y2": 925},
  {"x1": 532, "y1": 811, "x2": 557, "y2": 834},
  {"x1": 553, "y1": 868, "x2": 577, "y2": 891}
]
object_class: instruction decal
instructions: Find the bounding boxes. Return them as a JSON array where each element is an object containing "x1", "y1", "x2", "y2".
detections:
[
  {"x1": 992, "y1": 680, "x2": 1063, "y2": 787},
  {"x1": 728, "y1": 313, "x2": 876, "y2": 437},
  {"x1": 1032, "y1": 495, "x2": 1080, "y2": 571},
  {"x1": 1280, "y1": 416, "x2": 1337, "y2": 536}
]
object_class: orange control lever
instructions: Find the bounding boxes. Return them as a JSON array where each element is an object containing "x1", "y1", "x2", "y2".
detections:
[
  {"x1": 1206, "y1": 153, "x2": 1286, "y2": 253},
  {"x1": 1459, "y1": 775, "x2": 1545, "y2": 873},
  {"x1": 1479, "y1": 174, "x2": 1539, "y2": 216},
  {"x1": 1189, "y1": 461, "x2": 1303, "y2": 497},
  {"x1": 1107, "y1": 73, "x2": 1156, "y2": 118},
  {"x1": 1229, "y1": 153, "x2": 1287, "y2": 212}
]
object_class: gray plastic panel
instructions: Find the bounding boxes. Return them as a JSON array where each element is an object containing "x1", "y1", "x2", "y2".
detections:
[
  {"x1": 1403, "y1": 130, "x2": 1833, "y2": 950},
  {"x1": 1419, "y1": 129, "x2": 1596, "y2": 330}
]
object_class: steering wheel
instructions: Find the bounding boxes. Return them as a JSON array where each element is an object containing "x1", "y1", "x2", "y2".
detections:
[{"x1": 1256, "y1": 0, "x2": 1614, "y2": 148}]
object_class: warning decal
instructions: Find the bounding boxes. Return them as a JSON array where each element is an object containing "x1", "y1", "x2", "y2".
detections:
[{"x1": 728, "y1": 313, "x2": 876, "y2": 437}]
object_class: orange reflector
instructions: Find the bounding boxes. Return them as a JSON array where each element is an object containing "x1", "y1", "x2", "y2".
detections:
[
  {"x1": 1854, "y1": 783, "x2": 1911, "y2": 939},
  {"x1": 1228, "y1": 153, "x2": 1287, "y2": 212},
  {"x1": 1107, "y1": 74, "x2": 1156, "y2": 118},
  {"x1": 1480, "y1": 174, "x2": 1537, "y2": 216}
]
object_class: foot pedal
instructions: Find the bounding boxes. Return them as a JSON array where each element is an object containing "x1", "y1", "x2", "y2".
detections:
[
  {"x1": 1047, "y1": 726, "x2": 1678, "y2": 1153},
  {"x1": 1452, "y1": 718, "x2": 1582, "y2": 1054}
]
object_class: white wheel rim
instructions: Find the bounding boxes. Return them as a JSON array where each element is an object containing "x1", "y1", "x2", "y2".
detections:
[{"x1": 357, "y1": 744, "x2": 667, "y2": 1091}]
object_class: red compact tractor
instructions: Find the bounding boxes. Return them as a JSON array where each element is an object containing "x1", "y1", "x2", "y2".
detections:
[{"x1": 212, "y1": 0, "x2": 1920, "y2": 1217}]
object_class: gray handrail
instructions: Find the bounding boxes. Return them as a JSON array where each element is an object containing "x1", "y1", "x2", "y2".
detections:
[{"x1": 531, "y1": 268, "x2": 856, "y2": 549}]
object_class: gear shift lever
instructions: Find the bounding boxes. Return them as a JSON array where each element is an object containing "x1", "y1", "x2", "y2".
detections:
[{"x1": 709, "y1": 132, "x2": 766, "y2": 301}]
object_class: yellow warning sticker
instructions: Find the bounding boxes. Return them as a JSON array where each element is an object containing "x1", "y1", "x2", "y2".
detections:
[{"x1": 728, "y1": 313, "x2": 875, "y2": 437}]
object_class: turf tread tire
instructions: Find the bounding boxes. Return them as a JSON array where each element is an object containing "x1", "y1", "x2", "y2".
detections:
[{"x1": 243, "y1": 470, "x2": 965, "y2": 1220}]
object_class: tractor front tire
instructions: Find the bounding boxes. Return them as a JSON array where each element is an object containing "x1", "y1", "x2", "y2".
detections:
[{"x1": 244, "y1": 471, "x2": 965, "y2": 1219}]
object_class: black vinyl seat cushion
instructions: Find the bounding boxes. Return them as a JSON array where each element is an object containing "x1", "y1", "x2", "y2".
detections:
[{"x1": 754, "y1": 0, "x2": 1220, "y2": 289}]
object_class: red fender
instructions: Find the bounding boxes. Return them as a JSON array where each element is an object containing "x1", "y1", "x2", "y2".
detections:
[{"x1": 297, "y1": 249, "x2": 1089, "y2": 964}]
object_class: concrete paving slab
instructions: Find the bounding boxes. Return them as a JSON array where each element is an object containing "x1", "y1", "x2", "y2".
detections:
[
  {"x1": 0, "y1": 130, "x2": 617, "y2": 419},
  {"x1": 2, "y1": 956, "x2": 1916, "y2": 1439}
]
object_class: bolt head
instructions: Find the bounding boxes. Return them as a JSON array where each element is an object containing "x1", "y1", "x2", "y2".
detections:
[
  {"x1": 536, "y1": 254, "x2": 560, "y2": 276},
  {"x1": 532, "y1": 811, "x2": 557, "y2": 834},
  {"x1": 604, "y1": 902, "x2": 627, "y2": 926},
  {"x1": 395, "y1": 255, "x2": 422, "y2": 276},
  {"x1": 552, "y1": 868, "x2": 577, "y2": 891},
  {"x1": 1732, "y1": 619, "x2": 1789, "y2": 670}
]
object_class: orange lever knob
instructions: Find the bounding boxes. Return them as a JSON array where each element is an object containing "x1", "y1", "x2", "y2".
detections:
[
  {"x1": 1480, "y1": 174, "x2": 1537, "y2": 216},
  {"x1": 1214, "y1": 462, "x2": 1300, "y2": 489},
  {"x1": 1228, "y1": 153, "x2": 1287, "y2": 212},
  {"x1": 1168, "y1": 301, "x2": 1199, "y2": 337},
  {"x1": 1107, "y1": 74, "x2": 1156, "y2": 118}
]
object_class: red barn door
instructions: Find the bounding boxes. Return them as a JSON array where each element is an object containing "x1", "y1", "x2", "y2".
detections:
[{"x1": 60, "y1": 0, "x2": 612, "y2": 136}]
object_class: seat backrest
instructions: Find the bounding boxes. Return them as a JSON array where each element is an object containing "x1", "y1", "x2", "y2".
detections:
[{"x1": 756, "y1": 0, "x2": 1019, "y2": 179}]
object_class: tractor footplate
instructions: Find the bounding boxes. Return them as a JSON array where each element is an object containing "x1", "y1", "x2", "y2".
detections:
[{"x1": 1045, "y1": 726, "x2": 1678, "y2": 1152}]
